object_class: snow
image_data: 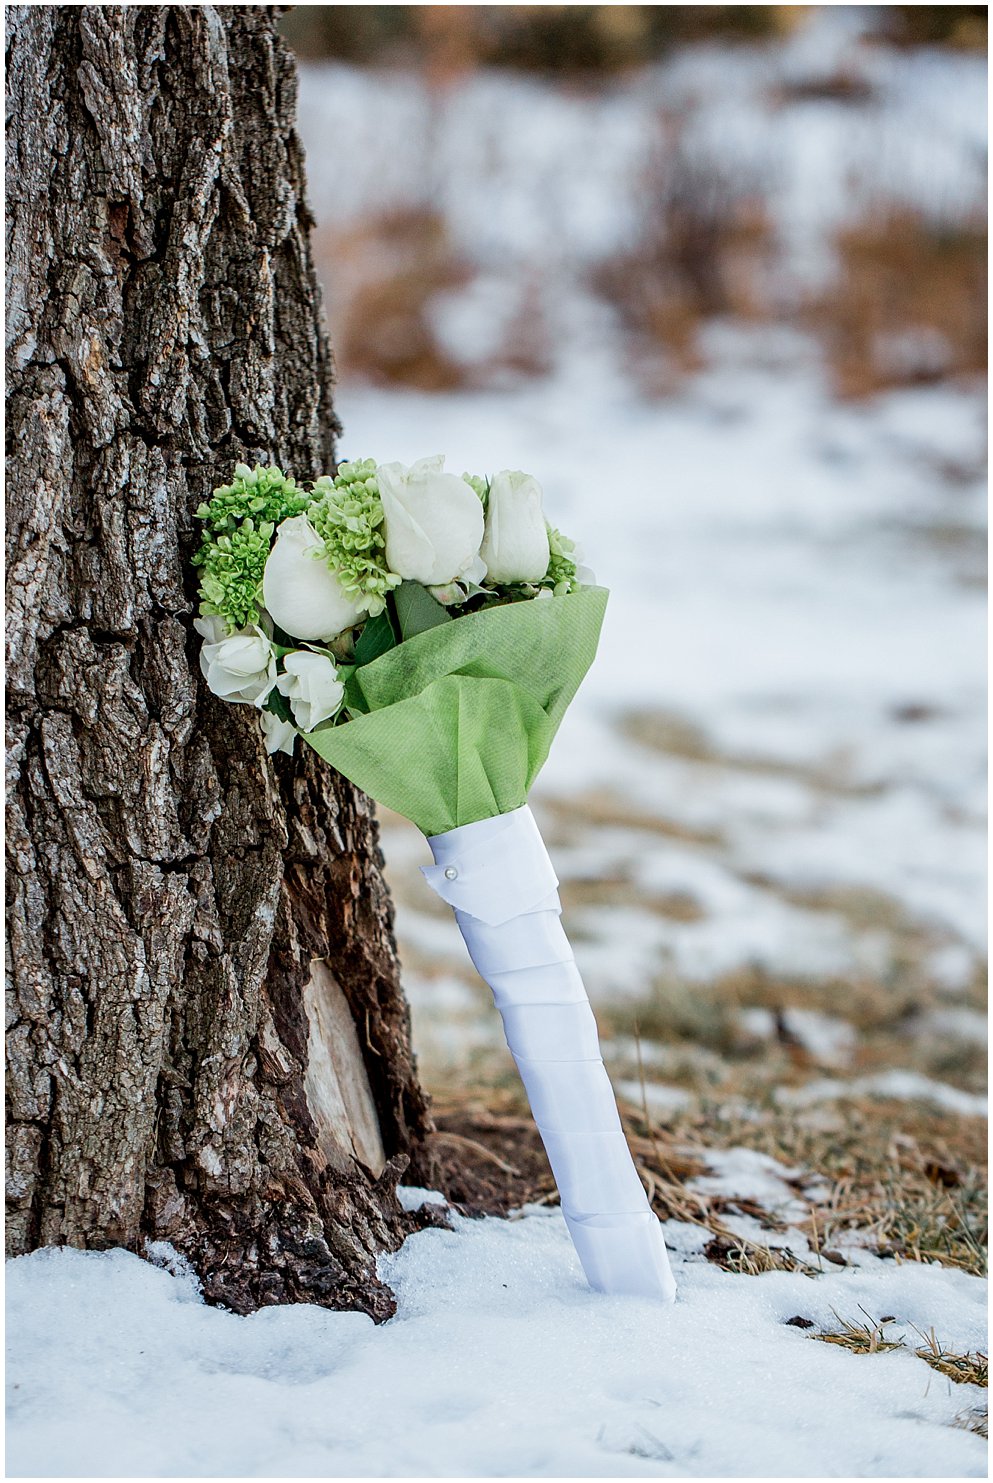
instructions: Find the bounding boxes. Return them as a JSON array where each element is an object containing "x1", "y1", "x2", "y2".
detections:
[
  {"x1": 6, "y1": 1230, "x2": 986, "y2": 1478},
  {"x1": 777, "y1": 1008, "x2": 857, "y2": 1067},
  {"x1": 687, "y1": 1148, "x2": 806, "y2": 1218},
  {"x1": 615, "y1": 1079, "x2": 693, "y2": 1114},
  {"x1": 778, "y1": 1071, "x2": 988, "y2": 1119},
  {"x1": 915, "y1": 1006, "x2": 989, "y2": 1046},
  {"x1": 732, "y1": 1005, "x2": 858, "y2": 1066}
]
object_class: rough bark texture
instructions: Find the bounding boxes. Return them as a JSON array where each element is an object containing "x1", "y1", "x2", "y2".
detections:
[{"x1": 6, "y1": 3, "x2": 436, "y2": 1320}]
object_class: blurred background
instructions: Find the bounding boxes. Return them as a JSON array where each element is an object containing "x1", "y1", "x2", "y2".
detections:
[{"x1": 282, "y1": 7, "x2": 986, "y2": 1264}]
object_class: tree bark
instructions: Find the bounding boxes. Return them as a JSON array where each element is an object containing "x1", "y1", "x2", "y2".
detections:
[{"x1": 6, "y1": 3, "x2": 435, "y2": 1320}]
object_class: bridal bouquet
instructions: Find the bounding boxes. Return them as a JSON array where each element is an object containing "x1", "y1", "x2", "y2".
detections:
[{"x1": 194, "y1": 456, "x2": 676, "y2": 1304}]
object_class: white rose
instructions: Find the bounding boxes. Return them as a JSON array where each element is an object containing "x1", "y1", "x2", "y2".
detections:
[
  {"x1": 377, "y1": 455, "x2": 485, "y2": 586},
  {"x1": 198, "y1": 624, "x2": 277, "y2": 707},
  {"x1": 479, "y1": 469, "x2": 550, "y2": 584},
  {"x1": 194, "y1": 613, "x2": 229, "y2": 646},
  {"x1": 260, "y1": 709, "x2": 297, "y2": 756},
  {"x1": 263, "y1": 514, "x2": 365, "y2": 641},
  {"x1": 276, "y1": 649, "x2": 344, "y2": 732}
]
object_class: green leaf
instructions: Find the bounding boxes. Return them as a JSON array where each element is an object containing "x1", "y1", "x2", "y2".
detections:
[
  {"x1": 342, "y1": 668, "x2": 370, "y2": 715},
  {"x1": 353, "y1": 610, "x2": 398, "y2": 667},
  {"x1": 263, "y1": 689, "x2": 293, "y2": 724},
  {"x1": 393, "y1": 581, "x2": 452, "y2": 642}
]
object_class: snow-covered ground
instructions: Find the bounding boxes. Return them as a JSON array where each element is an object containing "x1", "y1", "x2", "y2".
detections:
[{"x1": 7, "y1": 1208, "x2": 987, "y2": 1478}]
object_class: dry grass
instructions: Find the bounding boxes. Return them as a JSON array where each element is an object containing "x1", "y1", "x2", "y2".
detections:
[
  {"x1": 701, "y1": 1232, "x2": 821, "y2": 1278},
  {"x1": 811, "y1": 207, "x2": 987, "y2": 399},
  {"x1": 599, "y1": 963, "x2": 986, "y2": 1096},
  {"x1": 610, "y1": 1009, "x2": 988, "y2": 1275},
  {"x1": 591, "y1": 172, "x2": 985, "y2": 403},
  {"x1": 873, "y1": 1170, "x2": 988, "y2": 1274},
  {"x1": 311, "y1": 208, "x2": 553, "y2": 393},
  {"x1": 814, "y1": 1309, "x2": 987, "y2": 1391},
  {"x1": 540, "y1": 788, "x2": 725, "y2": 850},
  {"x1": 883, "y1": 6, "x2": 987, "y2": 51},
  {"x1": 429, "y1": 1087, "x2": 822, "y2": 1280},
  {"x1": 428, "y1": 1064, "x2": 987, "y2": 1280},
  {"x1": 815, "y1": 1309, "x2": 906, "y2": 1357},
  {"x1": 953, "y1": 1407, "x2": 989, "y2": 1439},
  {"x1": 911, "y1": 1326, "x2": 988, "y2": 1387},
  {"x1": 591, "y1": 124, "x2": 775, "y2": 394},
  {"x1": 312, "y1": 208, "x2": 471, "y2": 391},
  {"x1": 770, "y1": 70, "x2": 876, "y2": 106},
  {"x1": 621, "y1": 705, "x2": 889, "y2": 797},
  {"x1": 632, "y1": 1093, "x2": 987, "y2": 1277},
  {"x1": 541, "y1": 712, "x2": 986, "y2": 1091},
  {"x1": 559, "y1": 873, "x2": 706, "y2": 923},
  {"x1": 281, "y1": 5, "x2": 791, "y2": 72}
]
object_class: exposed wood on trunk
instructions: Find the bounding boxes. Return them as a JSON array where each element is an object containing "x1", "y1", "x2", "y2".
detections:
[{"x1": 6, "y1": 3, "x2": 435, "y2": 1321}]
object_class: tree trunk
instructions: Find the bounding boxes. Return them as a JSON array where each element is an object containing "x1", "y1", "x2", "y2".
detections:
[{"x1": 5, "y1": 3, "x2": 435, "y2": 1321}]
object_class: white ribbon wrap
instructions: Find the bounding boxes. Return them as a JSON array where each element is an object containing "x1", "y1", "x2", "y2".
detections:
[{"x1": 422, "y1": 805, "x2": 677, "y2": 1303}]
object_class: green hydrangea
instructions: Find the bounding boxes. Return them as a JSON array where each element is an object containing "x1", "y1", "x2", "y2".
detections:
[
  {"x1": 196, "y1": 463, "x2": 309, "y2": 535},
  {"x1": 193, "y1": 517, "x2": 273, "y2": 631},
  {"x1": 462, "y1": 472, "x2": 489, "y2": 507},
  {"x1": 193, "y1": 464, "x2": 311, "y2": 632},
  {"x1": 539, "y1": 525, "x2": 582, "y2": 596},
  {"x1": 308, "y1": 459, "x2": 401, "y2": 618}
]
